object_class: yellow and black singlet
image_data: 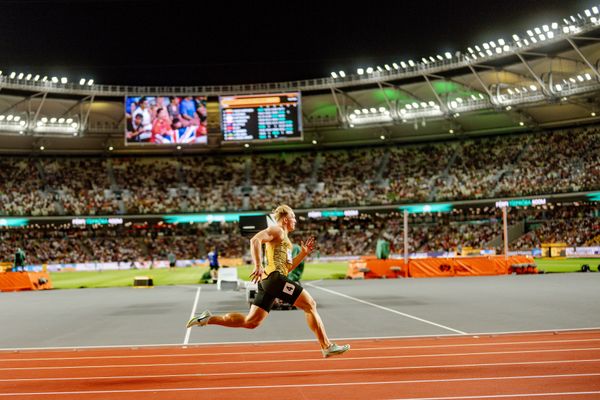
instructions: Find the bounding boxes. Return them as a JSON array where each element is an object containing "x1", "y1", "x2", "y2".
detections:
[{"x1": 264, "y1": 232, "x2": 293, "y2": 277}]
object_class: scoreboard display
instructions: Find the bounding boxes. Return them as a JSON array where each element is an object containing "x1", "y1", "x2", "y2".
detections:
[{"x1": 220, "y1": 93, "x2": 302, "y2": 142}]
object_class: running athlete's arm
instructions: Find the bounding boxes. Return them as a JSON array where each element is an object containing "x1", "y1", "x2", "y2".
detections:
[
  {"x1": 249, "y1": 226, "x2": 283, "y2": 283},
  {"x1": 290, "y1": 237, "x2": 315, "y2": 271}
]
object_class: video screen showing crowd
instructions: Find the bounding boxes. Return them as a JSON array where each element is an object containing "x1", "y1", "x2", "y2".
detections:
[{"x1": 125, "y1": 96, "x2": 208, "y2": 144}]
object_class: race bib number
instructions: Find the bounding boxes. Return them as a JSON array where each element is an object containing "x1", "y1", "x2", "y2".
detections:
[{"x1": 283, "y1": 282, "x2": 295, "y2": 296}]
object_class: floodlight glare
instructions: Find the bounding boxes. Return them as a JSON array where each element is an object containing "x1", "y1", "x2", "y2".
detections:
[
  {"x1": 468, "y1": 47, "x2": 474, "y2": 53},
  {"x1": 244, "y1": 143, "x2": 250, "y2": 148},
  {"x1": 429, "y1": 56, "x2": 435, "y2": 62},
  {"x1": 408, "y1": 60, "x2": 415, "y2": 67},
  {"x1": 6, "y1": 115, "x2": 13, "y2": 121},
  {"x1": 444, "y1": 52, "x2": 452, "y2": 59},
  {"x1": 384, "y1": 64, "x2": 391, "y2": 70},
  {"x1": 19, "y1": 120, "x2": 26, "y2": 127},
  {"x1": 25, "y1": 74, "x2": 32, "y2": 80},
  {"x1": 577, "y1": 75, "x2": 584, "y2": 82},
  {"x1": 419, "y1": 102, "x2": 427, "y2": 108},
  {"x1": 428, "y1": 101, "x2": 436, "y2": 106},
  {"x1": 450, "y1": 101, "x2": 458, "y2": 108},
  {"x1": 400, "y1": 61, "x2": 407, "y2": 68},
  {"x1": 506, "y1": 105, "x2": 512, "y2": 110},
  {"x1": 392, "y1": 63, "x2": 400, "y2": 69},
  {"x1": 542, "y1": 24, "x2": 549, "y2": 32},
  {"x1": 330, "y1": 72, "x2": 338, "y2": 79},
  {"x1": 547, "y1": 31, "x2": 554, "y2": 39},
  {"x1": 0, "y1": 116, "x2": 4, "y2": 121},
  {"x1": 551, "y1": 22, "x2": 558, "y2": 29},
  {"x1": 369, "y1": 108, "x2": 377, "y2": 113},
  {"x1": 17, "y1": 73, "x2": 24, "y2": 79},
  {"x1": 496, "y1": 47, "x2": 502, "y2": 54},
  {"x1": 512, "y1": 34, "x2": 520, "y2": 41},
  {"x1": 354, "y1": 109, "x2": 361, "y2": 115},
  {"x1": 51, "y1": 77, "x2": 58, "y2": 83},
  {"x1": 66, "y1": 118, "x2": 73, "y2": 123},
  {"x1": 50, "y1": 117, "x2": 57, "y2": 123},
  {"x1": 498, "y1": 38, "x2": 506, "y2": 46},
  {"x1": 523, "y1": 39, "x2": 529, "y2": 45},
  {"x1": 486, "y1": 49, "x2": 493, "y2": 56},
  {"x1": 585, "y1": 9, "x2": 592, "y2": 17},
  {"x1": 40, "y1": 146, "x2": 45, "y2": 150},
  {"x1": 41, "y1": 117, "x2": 48, "y2": 122},
  {"x1": 379, "y1": 107, "x2": 386, "y2": 112},
  {"x1": 349, "y1": 114, "x2": 356, "y2": 120},
  {"x1": 357, "y1": 68, "x2": 364, "y2": 75},
  {"x1": 109, "y1": 146, "x2": 114, "y2": 151},
  {"x1": 534, "y1": 27, "x2": 541, "y2": 34},
  {"x1": 312, "y1": 140, "x2": 317, "y2": 144},
  {"x1": 405, "y1": 104, "x2": 412, "y2": 110},
  {"x1": 176, "y1": 145, "x2": 181, "y2": 150},
  {"x1": 70, "y1": 122, "x2": 78, "y2": 128},
  {"x1": 60, "y1": 77, "x2": 68, "y2": 84},
  {"x1": 33, "y1": 75, "x2": 40, "y2": 81},
  {"x1": 9, "y1": 72, "x2": 16, "y2": 79},
  {"x1": 555, "y1": 84, "x2": 563, "y2": 91},
  {"x1": 592, "y1": 112, "x2": 597, "y2": 116},
  {"x1": 421, "y1": 58, "x2": 428, "y2": 64},
  {"x1": 366, "y1": 67, "x2": 374, "y2": 73},
  {"x1": 87, "y1": 79, "x2": 94, "y2": 86},
  {"x1": 530, "y1": 37, "x2": 537, "y2": 43},
  {"x1": 380, "y1": 135, "x2": 385, "y2": 140},
  {"x1": 569, "y1": 77, "x2": 576, "y2": 83},
  {"x1": 508, "y1": 88, "x2": 514, "y2": 94},
  {"x1": 585, "y1": 73, "x2": 592, "y2": 80},
  {"x1": 527, "y1": 30, "x2": 534, "y2": 36},
  {"x1": 593, "y1": 6, "x2": 599, "y2": 14},
  {"x1": 58, "y1": 118, "x2": 65, "y2": 123},
  {"x1": 339, "y1": 70, "x2": 346, "y2": 77},
  {"x1": 79, "y1": 78, "x2": 85, "y2": 85},
  {"x1": 37, "y1": 121, "x2": 43, "y2": 127},
  {"x1": 490, "y1": 41, "x2": 496, "y2": 48},
  {"x1": 412, "y1": 102, "x2": 419, "y2": 108},
  {"x1": 449, "y1": 129, "x2": 454, "y2": 134},
  {"x1": 14, "y1": 116, "x2": 20, "y2": 121},
  {"x1": 503, "y1": 45, "x2": 510, "y2": 51},
  {"x1": 42, "y1": 76, "x2": 48, "y2": 82},
  {"x1": 563, "y1": 26, "x2": 570, "y2": 33},
  {"x1": 436, "y1": 55, "x2": 443, "y2": 61},
  {"x1": 377, "y1": 66, "x2": 383, "y2": 71},
  {"x1": 361, "y1": 108, "x2": 368, "y2": 114},
  {"x1": 519, "y1": 121, "x2": 525, "y2": 126}
]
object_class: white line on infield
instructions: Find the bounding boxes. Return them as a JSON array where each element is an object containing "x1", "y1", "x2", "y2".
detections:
[
  {"x1": 0, "y1": 327, "x2": 598, "y2": 352},
  {"x1": 183, "y1": 287, "x2": 201, "y2": 345},
  {"x1": 2, "y1": 347, "x2": 600, "y2": 371},
  {"x1": 306, "y1": 282, "x2": 468, "y2": 335},
  {"x1": 2, "y1": 338, "x2": 600, "y2": 362},
  {"x1": 1, "y1": 373, "x2": 599, "y2": 396},
  {"x1": 1, "y1": 358, "x2": 599, "y2": 382}
]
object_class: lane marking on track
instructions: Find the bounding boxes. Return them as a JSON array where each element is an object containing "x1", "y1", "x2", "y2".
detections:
[
  {"x1": 387, "y1": 390, "x2": 600, "y2": 399},
  {"x1": 1, "y1": 327, "x2": 598, "y2": 351},
  {"x1": 2, "y1": 338, "x2": 600, "y2": 362},
  {"x1": 183, "y1": 287, "x2": 201, "y2": 345},
  {"x1": 1, "y1": 358, "x2": 599, "y2": 382},
  {"x1": 2, "y1": 347, "x2": 600, "y2": 371},
  {"x1": 1, "y1": 372, "x2": 599, "y2": 396},
  {"x1": 307, "y1": 282, "x2": 464, "y2": 335}
]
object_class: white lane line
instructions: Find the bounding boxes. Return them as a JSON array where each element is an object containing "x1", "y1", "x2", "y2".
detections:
[
  {"x1": 1, "y1": 327, "x2": 598, "y2": 351},
  {"x1": 2, "y1": 338, "x2": 600, "y2": 362},
  {"x1": 1, "y1": 373, "x2": 599, "y2": 396},
  {"x1": 2, "y1": 347, "x2": 599, "y2": 371},
  {"x1": 183, "y1": 287, "x2": 201, "y2": 345},
  {"x1": 387, "y1": 391, "x2": 600, "y2": 399},
  {"x1": 1, "y1": 358, "x2": 599, "y2": 382},
  {"x1": 307, "y1": 282, "x2": 467, "y2": 334}
]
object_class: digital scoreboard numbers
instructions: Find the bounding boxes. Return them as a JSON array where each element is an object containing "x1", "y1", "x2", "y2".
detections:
[{"x1": 220, "y1": 93, "x2": 302, "y2": 142}]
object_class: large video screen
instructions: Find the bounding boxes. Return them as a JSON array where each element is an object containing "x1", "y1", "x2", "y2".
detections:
[
  {"x1": 219, "y1": 93, "x2": 302, "y2": 142},
  {"x1": 125, "y1": 96, "x2": 208, "y2": 145}
]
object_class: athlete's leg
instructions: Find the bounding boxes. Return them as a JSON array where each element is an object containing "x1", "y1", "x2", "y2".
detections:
[
  {"x1": 206, "y1": 305, "x2": 268, "y2": 329},
  {"x1": 293, "y1": 290, "x2": 331, "y2": 349}
]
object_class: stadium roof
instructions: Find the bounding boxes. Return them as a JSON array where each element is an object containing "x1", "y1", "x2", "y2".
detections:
[{"x1": 1, "y1": 1, "x2": 600, "y2": 154}]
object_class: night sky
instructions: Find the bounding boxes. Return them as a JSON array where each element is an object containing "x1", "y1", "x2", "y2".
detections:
[{"x1": 0, "y1": 0, "x2": 592, "y2": 86}]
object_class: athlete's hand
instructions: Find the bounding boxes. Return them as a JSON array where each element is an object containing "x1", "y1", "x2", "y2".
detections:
[
  {"x1": 301, "y1": 236, "x2": 316, "y2": 255},
  {"x1": 250, "y1": 266, "x2": 264, "y2": 283}
]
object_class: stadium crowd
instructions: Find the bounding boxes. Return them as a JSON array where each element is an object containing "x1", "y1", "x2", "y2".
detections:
[{"x1": 0, "y1": 125, "x2": 599, "y2": 216}]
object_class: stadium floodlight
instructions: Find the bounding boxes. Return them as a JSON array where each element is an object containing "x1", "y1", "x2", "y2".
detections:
[
  {"x1": 449, "y1": 129, "x2": 454, "y2": 133},
  {"x1": 486, "y1": 49, "x2": 493, "y2": 56},
  {"x1": 176, "y1": 145, "x2": 181, "y2": 150},
  {"x1": 449, "y1": 100, "x2": 458, "y2": 108},
  {"x1": 392, "y1": 63, "x2": 400, "y2": 69},
  {"x1": 478, "y1": 51, "x2": 485, "y2": 57},
  {"x1": 585, "y1": 9, "x2": 592, "y2": 17},
  {"x1": 349, "y1": 114, "x2": 357, "y2": 120},
  {"x1": 456, "y1": 97, "x2": 463, "y2": 103},
  {"x1": 577, "y1": 75, "x2": 584, "y2": 82},
  {"x1": 330, "y1": 72, "x2": 338, "y2": 79},
  {"x1": 41, "y1": 117, "x2": 48, "y2": 123},
  {"x1": 339, "y1": 70, "x2": 346, "y2": 78},
  {"x1": 421, "y1": 58, "x2": 428, "y2": 64},
  {"x1": 384, "y1": 64, "x2": 392, "y2": 70},
  {"x1": 530, "y1": 37, "x2": 537, "y2": 43},
  {"x1": 377, "y1": 66, "x2": 383, "y2": 72},
  {"x1": 79, "y1": 78, "x2": 85, "y2": 85},
  {"x1": 312, "y1": 140, "x2": 317, "y2": 145},
  {"x1": 50, "y1": 117, "x2": 57, "y2": 123},
  {"x1": 471, "y1": 94, "x2": 477, "y2": 100},
  {"x1": 555, "y1": 84, "x2": 563, "y2": 91},
  {"x1": 468, "y1": 47, "x2": 474, "y2": 53},
  {"x1": 419, "y1": 102, "x2": 427, "y2": 108},
  {"x1": 40, "y1": 146, "x2": 45, "y2": 150},
  {"x1": 436, "y1": 55, "x2": 443, "y2": 61},
  {"x1": 519, "y1": 121, "x2": 525, "y2": 126},
  {"x1": 585, "y1": 73, "x2": 592, "y2": 80},
  {"x1": 70, "y1": 122, "x2": 78, "y2": 128},
  {"x1": 42, "y1": 76, "x2": 48, "y2": 82},
  {"x1": 429, "y1": 56, "x2": 435, "y2": 62},
  {"x1": 36, "y1": 121, "x2": 43, "y2": 127},
  {"x1": 17, "y1": 73, "x2": 24, "y2": 79},
  {"x1": 512, "y1": 34, "x2": 520, "y2": 41},
  {"x1": 523, "y1": 39, "x2": 530, "y2": 45},
  {"x1": 14, "y1": 116, "x2": 20, "y2": 121},
  {"x1": 58, "y1": 118, "x2": 65, "y2": 123},
  {"x1": 60, "y1": 77, "x2": 67, "y2": 84},
  {"x1": 563, "y1": 26, "x2": 570, "y2": 33},
  {"x1": 109, "y1": 146, "x2": 114, "y2": 151},
  {"x1": 527, "y1": 30, "x2": 534, "y2": 37},
  {"x1": 551, "y1": 22, "x2": 559, "y2": 29},
  {"x1": 369, "y1": 108, "x2": 377, "y2": 113},
  {"x1": 592, "y1": 112, "x2": 597, "y2": 117},
  {"x1": 539, "y1": 34, "x2": 546, "y2": 41},
  {"x1": 498, "y1": 38, "x2": 506, "y2": 46},
  {"x1": 496, "y1": 47, "x2": 502, "y2": 54},
  {"x1": 508, "y1": 88, "x2": 514, "y2": 95},
  {"x1": 444, "y1": 52, "x2": 452, "y2": 59},
  {"x1": 454, "y1": 113, "x2": 460, "y2": 117},
  {"x1": 0, "y1": 116, "x2": 4, "y2": 121},
  {"x1": 361, "y1": 108, "x2": 369, "y2": 114},
  {"x1": 380, "y1": 135, "x2": 385, "y2": 140},
  {"x1": 87, "y1": 79, "x2": 94, "y2": 86},
  {"x1": 542, "y1": 24, "x2": 550, "y2": 32},
  {"x1": 490, "y1": 41, "x2": 496, "y2": 48},
  {"x1": 354, "y1": 109, "x2": 361, "y2": 115},
  {"x1": 9, "y1": 72, "x2": 16, "y2": 79},
  {"x1": 6, "y1": 115, "x2": 13, "y2": 121},
  {"x1": 379, "y1": 107, "x2": 386, "y2": 112},
  {"x1": 19, "y1": 120, "x2": 26, "y2": 127},
  {"x1": 514, "y1": 87, "x2": 521, "y2": 93},
  {"x1": 400, "y1": 61, "x2": 407, "y2": 68},
  {"x1": 503, "y1": 45, "x2": 510, "y2": 51},
  {"x1": 25, "y1": 74, "x2": 32, "y2": 80},
  {"x1": 483, "y1": 43, "x2": 490, "y2": 50},
  {"x1": 33, "y1": 75, "x2": 40, "y2": 81},
  {"x1": 405, "y1": 104, "x2": 412, "y2": 110},
  {"x1": 569, "y1": 77, "x2": 576, "y2": 83},
  {"x1": 408, "y1": 60, "x2": 415, "y2": 67},
  {"x1": 428, "y1": 101, "x2": 436, "y2": 107},
  {"x1": 366, "y1": 67, "x2": 374, "y2": 74},
  {"x1": 244, "y1": 143, "x2": 250, "y2": 148},
  {"x1": 534, "y1": 27, "x2": 541, "y2": 34},
  {"x1": 506, "y1": 105, "x2": 512, "y2": 111},
  {"x1": 547, "y1": 31, "x2": 554, "y2": 39},
  {"x1": 412, "y1": 102, "x2": 419, "y2": 108},
  {"x1": 593, "y1": 6, "x2": 599, "y2": 14},
  {"x1": 66, "y1": 118, "x2": 73, "y2": 123},
  {"x1": 357, "y1": 68, "x2": 364, "y2": 75},
  {"x1": 51, "y1": 77, "x2": 58, "y2": 83}
]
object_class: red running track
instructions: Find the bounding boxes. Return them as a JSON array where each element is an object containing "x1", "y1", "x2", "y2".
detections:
[{"x1": 1, "y1": 330, "x2": 600, "y2": 400}]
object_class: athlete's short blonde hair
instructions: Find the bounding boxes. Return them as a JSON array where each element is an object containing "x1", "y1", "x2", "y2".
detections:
[{"x1": 272, "y1": 204, "x2": 294, "y2": 222}]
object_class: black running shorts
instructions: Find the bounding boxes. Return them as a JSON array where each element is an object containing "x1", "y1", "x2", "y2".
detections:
[{"x1": 253, "y1": 271, "x2": 303, "y2": 312}]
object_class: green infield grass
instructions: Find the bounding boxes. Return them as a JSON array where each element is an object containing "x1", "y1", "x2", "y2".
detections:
[{"x1": 48, "y1": 258, "x2": 599, "y2": 289}]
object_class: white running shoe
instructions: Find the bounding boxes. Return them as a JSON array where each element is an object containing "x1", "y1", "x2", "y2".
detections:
[
  {"x1": 322, "y1": 343, "x2": 350, "y2": 358},
  {"x1": 186, "y1": 310, "x2": 212, "y2": 328}
]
